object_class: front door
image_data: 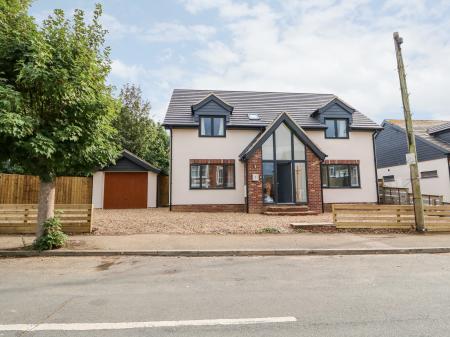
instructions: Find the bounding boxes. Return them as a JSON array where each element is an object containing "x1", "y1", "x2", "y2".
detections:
[{"x1": 277, "y1": 162, "x2": 293, "y2": 203}]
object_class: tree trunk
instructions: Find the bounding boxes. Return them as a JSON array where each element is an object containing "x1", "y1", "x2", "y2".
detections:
[{"x1": 37, "y1": 179, "x2": 56, "y2": 238}]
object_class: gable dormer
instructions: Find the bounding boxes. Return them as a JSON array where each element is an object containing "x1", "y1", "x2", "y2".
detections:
[
  {"x1": 311, "y1": 97, "x2": 355, "y2": 124},
  {"x1": 191, "y1": 93, "x2": 234, "y2": 137},
  {"x1": 191, "y1": 93, "x2": 233, "y2": 122},
  {"x1": 311, "y1": 97, "x2": 355, "y2": 139}
]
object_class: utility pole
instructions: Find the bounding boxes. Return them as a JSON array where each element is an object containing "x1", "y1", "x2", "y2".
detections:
[{"x1": 393, "y1": 32, "x2": 425, "y2": 232}]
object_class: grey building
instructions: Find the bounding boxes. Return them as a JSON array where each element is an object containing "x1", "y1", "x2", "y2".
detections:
[{"x1": 375, "y1": 119, "x2": 450, "y2": 202}]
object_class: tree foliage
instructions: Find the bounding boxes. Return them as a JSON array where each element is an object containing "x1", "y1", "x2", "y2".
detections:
[
  {"x1": 115, "y1": 84, "x2": 169, "y2": 173},
  {"x1": 0, "y1": 2, "x2": 120, "y2": 181}
]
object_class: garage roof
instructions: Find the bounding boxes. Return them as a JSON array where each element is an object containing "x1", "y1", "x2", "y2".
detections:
[{"x1": 103, "y1": 150, "x2": 161, "y2": 173}]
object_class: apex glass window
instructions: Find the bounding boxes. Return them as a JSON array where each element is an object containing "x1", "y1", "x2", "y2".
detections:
[
  {"x1": 325, "y1": 119, "x2": 349, "y2": 139},
  {"x1": 275, "y1": 123, "x2": 292, "y2": 160},
  {"x1": 190, "y1": 164, "x2": 234, "y2": 189},
  {"x1": 200, "y1": 116, "x2": 225, "y2": 137},
  {"x1": 260, "y1": 122, "x2": 308, "y2": 204},
  {"x1": 321, "y1": 164, "x2": 360, "y2": 188}
]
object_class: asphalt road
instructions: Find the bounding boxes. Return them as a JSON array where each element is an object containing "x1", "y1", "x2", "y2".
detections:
[{"x1": 2, "y1": 254, "x2": 450, "y2": 336}]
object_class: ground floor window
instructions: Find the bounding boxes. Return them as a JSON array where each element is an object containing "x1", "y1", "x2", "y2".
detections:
[
  {"x1": 190, "y1": 164, "x2": 235, "y2": 189},
  {"x1": 321, "y1": 164, "x2": 360, "y2": 188},
  {"x1": 420, "y1": 170, "x2": 438, "y2": 179}
]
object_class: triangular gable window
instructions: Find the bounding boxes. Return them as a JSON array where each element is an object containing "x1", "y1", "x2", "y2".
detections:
[{"x1": 262, "y1": 122, "x2": 306, "y2": 161}]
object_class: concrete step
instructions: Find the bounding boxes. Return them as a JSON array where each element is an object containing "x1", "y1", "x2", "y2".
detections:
[
  {"x1": 265, "y1": 205, "x2": 310, "y2": 212},
  {"x1": 264, "y1": 211, "x2": 319, "y2": 216}
]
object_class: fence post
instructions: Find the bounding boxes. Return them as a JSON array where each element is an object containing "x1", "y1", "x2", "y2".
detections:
[
  {"x1": 88, "y1": 204, "x2": 93, "y2": 232},
  {"x1": 24, "y1": 207, "x2": 29, "y2": 228},
  {"x1": 332, "y1": 204, "x2": 337, "y2": 225}
]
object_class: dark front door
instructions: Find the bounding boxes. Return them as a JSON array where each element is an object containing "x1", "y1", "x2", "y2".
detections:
[{"x1": 277, "y1": 162, "x2": 293, "y2": 203}]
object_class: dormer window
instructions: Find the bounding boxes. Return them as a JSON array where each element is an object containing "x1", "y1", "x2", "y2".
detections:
[
  {"x1": 325, "y1": 118, "x2": 349, "y2": 139},
  {"x1": 200, "y1": 116, "x2": 225, "y2": 137}
]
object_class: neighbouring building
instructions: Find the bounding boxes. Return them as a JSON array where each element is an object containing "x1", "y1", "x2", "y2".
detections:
[
  {"x1": 92, "y1": 150, "x2": 161, "y2": 209},
  {"x1": 375, "y1": 120, "x2": 450, "y2": 202},
  {"x1": 163, "y1": 89, "x2": 382, "y2": 213}
]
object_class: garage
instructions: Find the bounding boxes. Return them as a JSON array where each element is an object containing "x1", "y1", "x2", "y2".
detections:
[
  {"x1": 104, "y1": 172, "x2": 148, "y2": 209},
  {"x1": 92, "y1": 150, "x2": 161, "y2": 209}
]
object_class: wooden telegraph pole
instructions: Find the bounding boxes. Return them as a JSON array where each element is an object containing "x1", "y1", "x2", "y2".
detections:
[{"x1": 393, "y1": 32, "x2": 425, "y2": 232}]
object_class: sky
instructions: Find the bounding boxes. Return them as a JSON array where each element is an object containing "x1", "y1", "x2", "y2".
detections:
[{"x1": 29, "y1": 0, "x2": 450, "y2": 124}]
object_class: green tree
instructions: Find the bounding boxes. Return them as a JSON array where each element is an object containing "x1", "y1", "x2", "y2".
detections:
[
  {"x1": 115, "y1": 84, "x2": 169, "y2": 173},
  {"x1": 0, "y1": 2, "x2": 120, "y2": 238}
]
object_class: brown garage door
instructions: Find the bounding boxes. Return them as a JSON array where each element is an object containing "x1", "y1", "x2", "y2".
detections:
[{"x1": 104, "y1": 172, "x2": 148, "y2": 209}]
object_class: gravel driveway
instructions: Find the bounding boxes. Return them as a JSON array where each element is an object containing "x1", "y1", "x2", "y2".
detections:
[{"x1": 92, "y1": 208, "x2": 332, "y2": 235}]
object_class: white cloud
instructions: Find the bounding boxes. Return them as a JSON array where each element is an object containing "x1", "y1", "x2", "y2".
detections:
[
  {"x1": 180, "y1": 0, "x2": 252, "y2": 18},
  {"x1": 111, "y1": 59, "x2": 146, "y2": 82},
  {"x1": 178, "y1": 0, "x2": 450, "y2": 122},
  {"x1": 142, "y1": 22, "x2": 216, "y2": 42},
  {"x1": 195, "y1": 41, "x2": 239, "y2": 68},
  {"x1": 101, "y1": 13, "x2": 141, "y2": 38}
]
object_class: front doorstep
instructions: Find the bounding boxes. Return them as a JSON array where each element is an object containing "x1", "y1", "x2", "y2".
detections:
[{"x1": 263, "y1": 205, "x2": 319, "y2": 216}]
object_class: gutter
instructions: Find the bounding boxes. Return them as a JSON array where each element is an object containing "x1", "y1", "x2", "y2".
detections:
[
  {"x1": 319, "y1": 159, "x2": 325, "y2": 213},
  {"x1": 245, "y1": 160, "x2": 249, "y2": 213},
  {"x1": 169, "y1": 128, "x2": 173, "y2": 211},
  {"x1": 372, "y1": 130, "x2": 380, "y2": 203}
]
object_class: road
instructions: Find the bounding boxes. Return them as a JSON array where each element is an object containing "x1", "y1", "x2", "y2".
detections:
[{"x1": 1, "y1": 254, "x2": 450, "y2": 336}]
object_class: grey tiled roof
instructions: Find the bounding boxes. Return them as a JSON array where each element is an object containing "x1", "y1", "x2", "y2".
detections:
[
  {"x1": 163, "y1": 89, "x2": 381, "y2": 129},
  {"x1": 387, "y1": 119, "x2": 450, "y2": 153},
  {"x1": 428, "y1": 121, "x2": 450, "y2": 134}
]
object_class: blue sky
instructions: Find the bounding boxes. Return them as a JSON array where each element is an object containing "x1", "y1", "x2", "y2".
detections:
[{"x1": 29, "y1": 0, "x2": 450, "y2": 123}]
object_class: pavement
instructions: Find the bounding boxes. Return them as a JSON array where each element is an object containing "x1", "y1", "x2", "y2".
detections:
[
  {"x1": 2, "y1": 254, "x2": 450, "y2": 336},
  {"x1": 2, "y1": 232, "x2": 450, "y2": 256}
]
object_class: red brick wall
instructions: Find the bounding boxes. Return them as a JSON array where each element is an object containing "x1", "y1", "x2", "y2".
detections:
[
  {"x1": 246, "y1": 148, "x2": 263, "y2": 213},
  {"x1": 306, "y1": 147, "x2": 323, "y2": 213},
  {"x1": 323, "y1": 159, "x2": 359, "y2": 165},
  {"x1": 190, "y1": 159, "x2": 235, "y2": 164},
  {"x1": 171, "y1": 204, "x2": 245, "y2": 212}
]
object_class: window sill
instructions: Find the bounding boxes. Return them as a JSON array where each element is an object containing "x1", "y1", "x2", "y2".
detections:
[
  {"x1": 189, "y1": 187, "x2": 236, "y2": 190},
  {"x1": 322, "y1": 186, "x2": 361, "y2": 189}
]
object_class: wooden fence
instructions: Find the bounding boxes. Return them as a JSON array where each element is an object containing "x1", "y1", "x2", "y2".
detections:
[
  {"x1": 379, "y1": 186, "x2": 444, "y2": 206},
  {"x1": 0, "y1": 173, "x2": 92, "y2": 204},
  {"x1": 158, "y1": 174, "x2": 169, "y2": 207},
  {"x1": 332, "y1": 204, "x2": 450, "y2": 232},
  {"x1": 0, "y1": 204, "x2": 93, "y2": 234}
]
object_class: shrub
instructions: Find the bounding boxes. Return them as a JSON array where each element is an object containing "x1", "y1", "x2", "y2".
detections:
[{"x1": 33, "y1": 217, "x2": 68, "y2": 251}]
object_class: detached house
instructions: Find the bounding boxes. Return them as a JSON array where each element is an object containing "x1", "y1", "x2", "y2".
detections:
[
  {"x1": 163, "y1": 89, "x2": 381, "y2": 214},
  {"x1": 375, "y1": 120, "x2": 450, "y2": 202}
]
